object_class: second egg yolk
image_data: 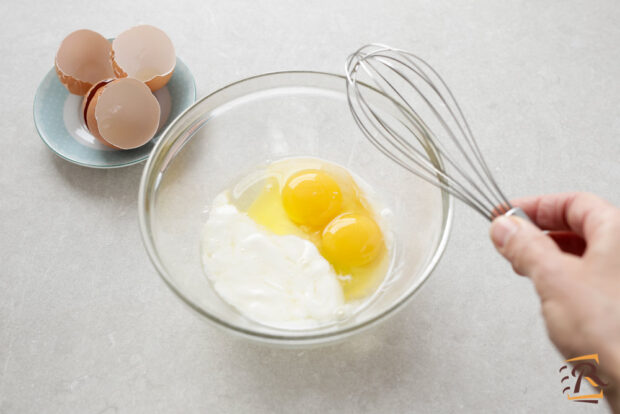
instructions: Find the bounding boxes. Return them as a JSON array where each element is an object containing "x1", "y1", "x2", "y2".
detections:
[
  {"x1": 282, "y1": 170, "x2": 343, "y2": 227},
  {"x1": 321, "y1": 213, "x2": 383, "y2": 268}
]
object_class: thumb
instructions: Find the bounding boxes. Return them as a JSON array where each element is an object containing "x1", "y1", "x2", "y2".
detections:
[{"x1": 490, "y1": 215, "x2": 565, "y2": 278}]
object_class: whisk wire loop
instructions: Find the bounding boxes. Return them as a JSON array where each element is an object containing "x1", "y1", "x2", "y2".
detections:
[{"x1": 346, "y1": 44, "x2": 514, "y2": 220}]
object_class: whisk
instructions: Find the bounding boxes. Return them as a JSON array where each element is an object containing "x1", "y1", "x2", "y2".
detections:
[{"x1": 345, "y1": 44, "x2": 528, "y2": 221}]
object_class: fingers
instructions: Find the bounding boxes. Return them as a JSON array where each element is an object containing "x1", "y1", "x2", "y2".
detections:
[
  {"x1": 490, "y1": 215, "x2": 570, "y2": 279},
  {"x1": 511, "y1": 192, "x2": 616, "y2": 242},
  {"x1": 548, "y1": 232, "x2": 587, "y2": 256}
]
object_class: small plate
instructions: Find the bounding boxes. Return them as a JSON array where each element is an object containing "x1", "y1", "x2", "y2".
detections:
[{"x1": 33, "y1": 57, "x2": 196, "y2": 168}]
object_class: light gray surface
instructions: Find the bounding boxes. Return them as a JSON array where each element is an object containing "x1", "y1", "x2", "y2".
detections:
[{"x1": 1, "y1": 0, "x2": 619, "y2": 412}]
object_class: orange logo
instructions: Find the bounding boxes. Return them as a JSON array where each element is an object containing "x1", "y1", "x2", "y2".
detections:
[{"x1": 560, "y1": 354, "x2": 607, "y2": 404}]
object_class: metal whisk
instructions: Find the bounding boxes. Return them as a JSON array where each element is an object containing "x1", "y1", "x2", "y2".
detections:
[{"x1": 345, "y1": 44, "x2": 527, "y2": 221}]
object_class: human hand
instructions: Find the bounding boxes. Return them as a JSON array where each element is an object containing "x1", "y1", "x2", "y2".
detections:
[{"x1": 489, "y1": 192, "x2": 620, "y2": 412}]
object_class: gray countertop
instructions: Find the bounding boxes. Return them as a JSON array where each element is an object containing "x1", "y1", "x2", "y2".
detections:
[{"x1": 1, "y1": 0, "x2": 619, "y2": 412}]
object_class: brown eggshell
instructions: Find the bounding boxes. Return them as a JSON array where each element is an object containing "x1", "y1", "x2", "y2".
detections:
[
  {"x1": 111, "y1": 25, "x2": 175, "y2": 92},
  {"x1": 92, "y1": 78, "x2": 161, "y2": 150},
  {"x1": 55, "y1": 29, "x2": 115, "y2": 96},
  {"x1": 82, "y1": 79, "x2": 117, "y2": 148}
]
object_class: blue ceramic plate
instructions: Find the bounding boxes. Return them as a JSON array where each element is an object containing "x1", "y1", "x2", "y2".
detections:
[{"x1": 33, "y1": 57, "x2": 196, "y2": 168}]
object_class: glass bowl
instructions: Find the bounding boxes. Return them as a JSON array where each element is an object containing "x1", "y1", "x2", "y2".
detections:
[{"x1": 138, "y1": 71, "x2": 453, "y2": 346}]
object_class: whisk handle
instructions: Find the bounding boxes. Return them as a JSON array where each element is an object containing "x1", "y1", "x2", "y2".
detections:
[{"x1": 504, "y1": 207, "x2": 531, "y2": 222}]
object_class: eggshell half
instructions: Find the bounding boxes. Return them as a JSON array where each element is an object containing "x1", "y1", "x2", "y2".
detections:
[
  {"x1": 91, "y1": 78, "x2": 161, "y2": 149},
  {"x1": 82, "y1": 79, "x2": 117, "y2": 148},
  {"x1": 55, "y1": 29, "x2": 115, "y2": 96},
  {"x1": 112, "y1": 25, "x2": 175, "y2": 92}
]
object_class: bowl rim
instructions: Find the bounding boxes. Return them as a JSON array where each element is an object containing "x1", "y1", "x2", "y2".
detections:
[{"x1": 138, "y1": 70, "x2": 454, "y2": 344}]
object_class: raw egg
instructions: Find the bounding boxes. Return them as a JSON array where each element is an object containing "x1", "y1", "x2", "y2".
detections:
[
  {"x1": 82, "y1": 78, "x2": 160, "y2": 149},
  {"x1": 55, "y1": 29, "x2": 115, "y2": 96},
  {"x1": 245, "y1": 158, "x2": 390, "y2": 301},
  {"x1": 112, "y1": 25, "x2": 176, "y2": 92},
  {"x1": 322, "y1": 213, "x2": 383, "y2": 268},
  {"x1": 282, "y1": 169, "x2": 343, "y2": 227}
]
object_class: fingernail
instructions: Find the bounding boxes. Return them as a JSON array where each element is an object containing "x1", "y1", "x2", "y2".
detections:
[{"x1": 491, "y1": 216, "x2": 519, "y2": 248}]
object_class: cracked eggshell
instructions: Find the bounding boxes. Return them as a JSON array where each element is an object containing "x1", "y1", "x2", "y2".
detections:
[
  {"x1": 82, "y1": 79, "x2": 116, "y2": 148},
  {"x1": 55, "y1": 29, "x2": 115, "y2": 96},
  {"x1": 112, "y1": 25, "x2": 176, "y2": 92},
  {"x1": 82, "y1": 78, "x2": 161, "y2": 150}
]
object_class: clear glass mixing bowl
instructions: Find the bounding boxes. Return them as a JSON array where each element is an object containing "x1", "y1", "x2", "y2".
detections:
[{"x1": 138, "y1": 71, "x2": 453, "y2": 346}]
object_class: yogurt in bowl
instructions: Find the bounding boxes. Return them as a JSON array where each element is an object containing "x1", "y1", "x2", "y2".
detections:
[{"x1": 201, "y1": 157, "x2": 394, "y2": 329}]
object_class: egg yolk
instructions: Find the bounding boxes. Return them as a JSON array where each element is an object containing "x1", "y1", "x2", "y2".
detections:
[
  {"x1": 322, "y1": 213, "x2": 383, "y2": 268},
  {"x1": 282, "y1": 170, "x2": 343, "y2": 227},
  {"x1": 246, "y1": 160, "x2": 389, "y2": 301}
]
